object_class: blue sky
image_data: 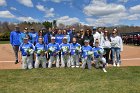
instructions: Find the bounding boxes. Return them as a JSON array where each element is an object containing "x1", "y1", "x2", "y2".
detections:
[{"x1": 0, "y1": 0, "x2": 140, "y2": 26}]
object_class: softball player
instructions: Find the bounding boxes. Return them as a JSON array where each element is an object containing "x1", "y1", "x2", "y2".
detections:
[
  {"x1": 60, "y1": 37, "x2": 71, "y2": 67},
  {"x1": 19, "y1": 35, "x2": 35, "y2": 69},
  {"x1": 70, "y1": 37, "x2": 81, "y2": 68},
  {"x1": 34, "y1": 37, "x2": 47, "y2": 68},
  {"x1": 47, "y1": 37, "x2": 60, "y2": 68},
  {"x1": 93, "y1": 39, "x2": 107, "y2": 72},
  {"x1": 81, "y1": 40, "x2": 93, "y2": 69}
]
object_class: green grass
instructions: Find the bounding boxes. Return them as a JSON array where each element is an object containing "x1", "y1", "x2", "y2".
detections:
[
  {"x1": 0, "y1": 41, "x2": 10, "y2": 44},
  {"x1": 0, "y1": 67, "x2": 140, "y2": 93}
]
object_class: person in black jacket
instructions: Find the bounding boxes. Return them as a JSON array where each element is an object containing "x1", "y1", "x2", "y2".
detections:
[
  {"x1": 83, "y1": 29, "x2": 94, "y2": 47},
  {"x1": 76, "y1": 31, "x2": 84, "y2": 46}
]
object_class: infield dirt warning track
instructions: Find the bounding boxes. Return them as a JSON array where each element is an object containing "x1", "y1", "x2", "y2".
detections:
[{"x1": 0, "y1": 44, "x2": 140, "y2": 69}]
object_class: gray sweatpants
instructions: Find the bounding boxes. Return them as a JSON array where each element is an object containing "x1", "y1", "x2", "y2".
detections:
[{"x1": 12, "y1": 45, "x2": 19, "y2": 61}]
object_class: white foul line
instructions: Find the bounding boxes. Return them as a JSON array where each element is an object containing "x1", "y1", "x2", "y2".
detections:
[
  {"x1": 122, "y1": 58, "x2": 140, "y2": 61},
  {"x1": 0, "y1": 61, "x2": 15, "y2": 63}
]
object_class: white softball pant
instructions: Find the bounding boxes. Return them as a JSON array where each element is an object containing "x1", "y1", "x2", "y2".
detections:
[
  {"x1": 94, "y1": 57, "x2": 106, "y2": 68},
  {"x1": 48, "y1": 56, "x2": 59, "y2": 68},
  {"x1": 61, "y1": 55, "x2": 71, "y2": 67},
  {"x1": 71, "y1": 55, "x2": 80, "y2": 67},
  {"x1": 82, "y1": 58, "x2": 92, "y2": 69},
  {"x1": 35, "y1": 56, "x2": 47, "y2": 68},
  {"x1": 22, "y1": 55, "x2": 33, "y2": 69}
]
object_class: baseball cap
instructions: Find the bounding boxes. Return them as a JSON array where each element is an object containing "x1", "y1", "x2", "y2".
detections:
[
  {"x1": 84, "y1": 39, "x2": 90, "y2": 42},
  {"x1": 15, "y1": 25, "x2": 19, "y2": 28},
  {"x1": 30, "y1": 27, "x2": 34, "y2": 30},
  {"x1": 51, "y1": 37, "x2": 55, "y2": 40},
  {"x1": 24, "y1": 28, "x2": 28, "y2": 30},
  {"x1": 23, "y1": 35, "x2": 29, "y2": 39},
  {"x1": 63, "y1": 37, "x2": 67, "y2": 39}
]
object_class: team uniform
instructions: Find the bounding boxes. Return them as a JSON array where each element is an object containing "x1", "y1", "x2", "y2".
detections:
[
  {"x1": 81, "y1": 45, "x2": 93, "y2": 69},
  {"x1": 55, "y1": 34, "x2": 64, "y2": 45},
  {"x1": 19, "y1": 42, "x2": 35, "y2": 69},
  {"x1": 10, "y1": 30, "x2": 21, "y2": 62},
  {"x1": 93, "y1": 47, "x2": 107, "y2": 72},
  {"x1": 60, "y1": 43, "x2": 71, "y2": 67},
  {"x1": 29, "y1": 32, "x2": 38, "y2": 45},
  {"x1": 70, "y1": 43, "x2": 81, "y2": 68},
  {"x1": 34, "y1": 43, "x2": 47, "y2": 68},
  {"x1": 47, "y1": 43, "x2": 60, "y2": 68}
]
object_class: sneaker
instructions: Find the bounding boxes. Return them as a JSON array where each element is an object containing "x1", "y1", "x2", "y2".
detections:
[
  {"x1": 113, "y1": 63, "x2": 116, "y2": 67},
  {"x1": 71, "y1": 66, "x2": 75, "y2": 68},
  {"x1": 103, "y1": 68, "x2": 107, "y2": 73},
  {"x1": 15, "y1": 60, "x2": 19, "y2": 64},
  {"x1": 76, "y1": 66, "x2": 79, "y2": 68},
  {"x1": 117, "y1": 63, "x2": 120, "y2": 67}
]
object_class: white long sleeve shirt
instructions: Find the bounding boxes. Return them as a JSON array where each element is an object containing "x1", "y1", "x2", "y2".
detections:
[{"x1": 110, "y1": 36, "x2": 123, "y2": 51}]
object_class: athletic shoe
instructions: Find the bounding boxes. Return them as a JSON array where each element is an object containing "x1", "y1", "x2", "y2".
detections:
[
  {"x1": 71, "y1": 66, "x2": 75, "y2": 68},
  {"x1": 113, "y1": 63, "x2": 116, "y2": 67},
  {"x1": 15, "y1": 60, "x2": 19, "y2": 64},
  {"x1": 76, "y1": 66, "x2": 79, "y2": 68},
  {"x1": 103, "y1": 68, "x2": 107, "y2": 73},
  {"x1": 117, "y1": 63, "x2": 120, "y2": 67}
]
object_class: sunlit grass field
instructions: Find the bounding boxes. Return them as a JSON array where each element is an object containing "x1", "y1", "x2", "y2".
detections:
[{"x1": 0, "y1": 67, "x2": 140, "y2": 93}]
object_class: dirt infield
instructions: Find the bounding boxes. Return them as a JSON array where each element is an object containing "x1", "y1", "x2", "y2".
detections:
[{"x1": 0, "y1": 44, "x2": 140, "y2": 69}]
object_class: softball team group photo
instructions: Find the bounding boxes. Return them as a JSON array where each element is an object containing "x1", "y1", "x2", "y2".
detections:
[{"x1": 10, "y1": 26, "x2": 123, "y2": 72}]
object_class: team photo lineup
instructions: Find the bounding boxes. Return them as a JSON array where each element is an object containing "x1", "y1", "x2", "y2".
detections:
[{"x1": 10, "y1": 26, "x2": 123, "y2": 72}]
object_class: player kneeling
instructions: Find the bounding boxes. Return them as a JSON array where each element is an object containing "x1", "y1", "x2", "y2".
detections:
[
  {"x1": 70, "y1": 37, "x2": 81, "y2": 68},
  {"x1": 93, "y1": 39, "x2": 107, "y2": 72},
  {"x1": 81, "y1": 40, "x2": 93, "y2": 69},
  {"x1": 60, "y1": 37, "x2": 71, "y2": 67},
  {"x1": 47, "y1": 37, "x2": 60, "y2": 68},
  {"x1": 19, "y1": 35, "x2": 34, "y2": 69},
  {"x1": 34, "y1": 37, "x2": 47, "y2": 68}
]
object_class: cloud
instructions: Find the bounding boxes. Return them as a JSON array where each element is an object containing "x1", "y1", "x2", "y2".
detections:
[
  {"x1": 17, "y1": 17, "x2": 39, "y2": 22},
  {"x1": 130, "y1": 4, "x2": 140, "y2": 13},
  {"x1": 10, "y1": 7, "x2": 17, "y2": 11},
  {"x1": 57, "y1": 16, "x2": 79, "y2": 25},
  {"x1": 17, "y1": 0, "x2": 33, "y2": 7},
  {"x1": 0, "y1": 11, "x2": 15, "y2": 18},
  {"x1": 83, "y1": 0, "x2": 126, "y2": 16},
  {"x1": 44, "y1": 8, "x2": 55, "y2": 18},
  {"x1": 0, "y1": 0, "x2": 7, "y2": 6},
  {"x1": 36, "y1": 4, "x2": 46, "y2": 11},
  {"x1": 118, "y1": 0, "x2": 129, "y2": 3},
  {"x1": 49, "y1": 0, "x2": 70, "y2": 3}
]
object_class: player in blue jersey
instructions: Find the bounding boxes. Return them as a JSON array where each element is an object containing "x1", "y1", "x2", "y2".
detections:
[
  {"x1": 29, "y1": 27, "x2": 38, "y2": 45},
  {"x1": 93, "y1": 39, "x2": 107, "y2": 72},
  {"x1": 81, "y1": 40, "x2": 93, "y2": 69},
  {"x1": 19, "y1": 35, "x2": 35, "y2": 69},
  {"x1": 70, "y1": 37, "x2": 81, "y2": 68},
  {"x1": 10, "y1": 25, "x2": 21, "y2": 64},
  {"x1": 47, "y1": 37, "x2": 60, "y2": 68},
  {"x1": 60, "y1": 37, "x2": 71, "y2": 67},
  {"x1": 55, "y1": 29, "x2": 64, "y2": 45},
  {"x1": 34, "y1": 37, "x2": 47, "y2": 68}
]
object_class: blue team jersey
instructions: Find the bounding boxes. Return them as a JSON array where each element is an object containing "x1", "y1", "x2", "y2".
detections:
[
  {"x1": 55, "y1": 34, "x2": 64, "y2": 44},
  {"x1": 35, "y1": 43, "x2": 46, "y2": 56},
  {"x1": 93, "y1": 47, "x2": 103, "y2": 58},
  {"x1": 20, "y1": 32, "x2": 31, "y2": 43},
  {"x1": 70, "y1": 43, "x2": 81, "y2": 55},
  {"x1": 19, "y1": 42, "x2": 35, "y2": 56},
  {"x1": 44, "y1": 34, "x2": 49, "y2": 45},
  {"x1": 29, "y1": 32, "x2": 38, "y2": 44},
  {"x1": 60, "y1": 43, "x2": 71, "y2": 55},
  {"x1": 46, "y1": 43, "x2": 60, "y2": 56},
  {"x1": 10, "y1": 31, "x2": 21, "y2": 46},
  {"x1": 81, "y1": 45, "x2": 93, "y2": 58}
]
